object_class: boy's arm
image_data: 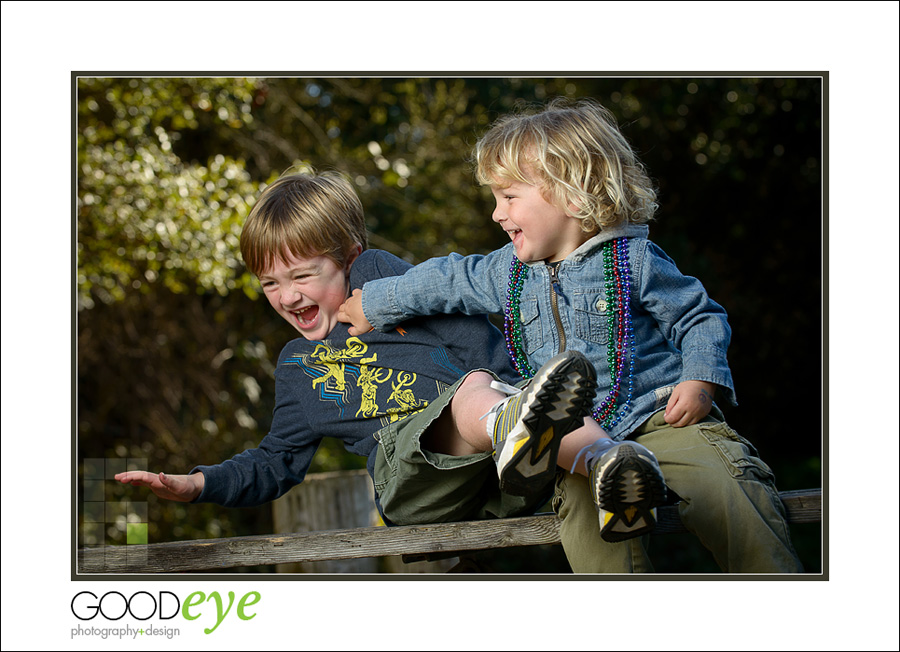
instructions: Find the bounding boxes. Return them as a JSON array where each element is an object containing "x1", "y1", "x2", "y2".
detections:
[
  {"x1": 355, "y1": 250, "x2": 510, "y2": 332},
  {"x1": 637, "y1": 240, "x2": 737, "y2": 408},
  {"x1": 115, "y1": 430, "x2": 319, "y2": 508},
  {"x1": 345, "y1": 246, "x2": 520, "y2": 383},
  {"x1": 189, "y1": 362, "x2": 321, "y2": 507},
  {"x1": 116, "y1": 345, "x2": 322, "y2": 508}
]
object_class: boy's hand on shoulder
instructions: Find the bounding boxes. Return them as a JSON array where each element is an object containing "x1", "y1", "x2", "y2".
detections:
[
  {"x1": 337, "y1": 288, "x2": 374, "y2": 336},
  {"x1": 115, "y1": 470, "x2": 204, "y2": 502},
  {"x1": 664, "y1": 380, "x2": 716, "y2": 428}
]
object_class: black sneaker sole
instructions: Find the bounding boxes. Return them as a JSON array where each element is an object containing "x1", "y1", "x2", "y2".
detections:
[
  {"x1": 499, "y1": 351, "x2": 598, "y2": 496},
  {"x1": 595, "y1": 446, "x2": 667, "y2": 543}
]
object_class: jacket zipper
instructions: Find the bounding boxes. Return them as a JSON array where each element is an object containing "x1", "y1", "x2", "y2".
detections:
[{"x1": 548, "y1": 264, "x2": 567, "y2": 353}]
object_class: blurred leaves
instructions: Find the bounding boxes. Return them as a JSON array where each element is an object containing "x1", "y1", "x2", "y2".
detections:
[
  {"x1": 77, "y1": 77, "x2": 822, "y2": 567},
  {"x1": 78, "y1": 78, "x2": 260, "y2": 308}
]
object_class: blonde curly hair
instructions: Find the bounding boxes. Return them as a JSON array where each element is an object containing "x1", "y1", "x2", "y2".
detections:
[{"x1": 475, "y1": 98, "x2": 658, "y2": 231}]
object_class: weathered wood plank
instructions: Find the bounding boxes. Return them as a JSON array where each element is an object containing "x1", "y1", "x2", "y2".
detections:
[
  {"x1": 78, "y1": 515, "x2": 562, "y2": 573},
  {"x1": 779, "y1": 488, "x2": 823, "y2": 523},
  {"x1": 78, "y1": 488, "x2": 820, "y2": 573}
]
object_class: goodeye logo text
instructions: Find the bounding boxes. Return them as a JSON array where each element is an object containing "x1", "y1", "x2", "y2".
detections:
[{"x1": 71, "y1": 590, "x2": 260, "y2": 637}]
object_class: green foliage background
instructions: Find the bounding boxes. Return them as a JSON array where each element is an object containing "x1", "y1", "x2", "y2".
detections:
[{"x1": 77, "y1": 76, "x2": 822, "y2": 571}]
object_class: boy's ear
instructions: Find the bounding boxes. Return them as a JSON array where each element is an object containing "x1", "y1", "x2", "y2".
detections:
[
  {"x1": 562, "y1": 188, "x2": 580, "y2": 215},
  {"x1": 344, "y1": 243, "x2": 363, "y2": 271}
]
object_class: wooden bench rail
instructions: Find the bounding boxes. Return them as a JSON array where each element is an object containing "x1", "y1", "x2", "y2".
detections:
[{"x1": 78, "y1": 488, "x2": 820, "y2": 574}]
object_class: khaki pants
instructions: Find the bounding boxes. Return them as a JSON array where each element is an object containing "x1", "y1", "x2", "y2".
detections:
[{"x1": 553, "y1": 410, "x2": 805, "y2": 573}]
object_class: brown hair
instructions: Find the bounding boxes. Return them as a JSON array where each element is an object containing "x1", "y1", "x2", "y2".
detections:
[{"x1": 240, "y1": 171, "x2": 368, "y2": 276}]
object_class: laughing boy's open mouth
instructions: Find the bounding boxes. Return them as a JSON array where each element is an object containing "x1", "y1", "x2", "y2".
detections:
[{"x1": 293, "y1": 305, "x2": 319, "y2": 328}]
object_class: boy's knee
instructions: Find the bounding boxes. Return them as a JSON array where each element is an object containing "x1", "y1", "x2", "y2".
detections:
[{"x1": 459, "y1": 370, "x2": 495, "y2": 390}]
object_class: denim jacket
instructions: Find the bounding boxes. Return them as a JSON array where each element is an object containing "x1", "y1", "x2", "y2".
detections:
[{"x1": 361, "y1": 223, "x2": 737, "y2": 440}]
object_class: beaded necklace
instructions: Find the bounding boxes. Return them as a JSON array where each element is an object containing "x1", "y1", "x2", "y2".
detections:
[{"x1": 503, "y1": 237, "x2": 635, "y2": 430}]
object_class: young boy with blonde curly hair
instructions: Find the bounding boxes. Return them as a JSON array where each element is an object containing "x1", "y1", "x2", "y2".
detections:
[{"x1": 340, "y1": 98, "x2": 804, "y2": 572}]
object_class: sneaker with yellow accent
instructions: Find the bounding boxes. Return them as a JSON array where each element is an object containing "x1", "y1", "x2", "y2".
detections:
[
  {"x1": 485, "y1": 351, "x2": 597, "y2": 496},
  {"x1": 589, "y1": 441, "x2": 667, "y2": 542}
]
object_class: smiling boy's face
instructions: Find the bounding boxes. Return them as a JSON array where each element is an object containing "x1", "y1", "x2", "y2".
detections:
[
  {"x1": 490, "y1": 176, "x2": 592, "y2": 263},
  {"x1": 259, "y1": 249, "x2": 357, "y2": 341}
]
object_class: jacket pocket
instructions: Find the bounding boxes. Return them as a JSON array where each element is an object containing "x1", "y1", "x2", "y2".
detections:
[
  {"x1": 518, "y1": 297, "x2": 544, "y2": 354},
  {"x1": 572, "y1": 288, "x2": 610, "y2": 345}
]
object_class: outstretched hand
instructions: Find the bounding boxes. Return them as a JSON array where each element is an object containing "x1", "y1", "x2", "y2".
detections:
[
  {"x1": 664, "y1": 380, "x2": 716, "y2": 428},
  {"x1": 337, "y1": 288, "x2": 374, "y2": 336},
  {"x1": 115, "y1": 470, "x2": 204, "y2": 502}
]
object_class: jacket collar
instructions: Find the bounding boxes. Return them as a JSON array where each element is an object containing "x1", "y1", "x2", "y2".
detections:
[{"x1": 567, "y1": 223, "x2": 649, "y2": 263}]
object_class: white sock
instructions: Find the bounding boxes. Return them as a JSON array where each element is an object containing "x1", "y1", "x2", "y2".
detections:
[{"x1": 479, "y1": 381, "x2": 523, "y2": 446}]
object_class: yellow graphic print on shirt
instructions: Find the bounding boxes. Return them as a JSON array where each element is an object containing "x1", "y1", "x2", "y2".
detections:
[
  {"x1": 288, "y1": 336, "x2": 429, "y2": 423},
  {"x1": 356, "y1": 364, "x2": 393, "y2": 418},
  {"x1": 383, "y1": 372, "x2": 428, "y2": 423},
  {"x1": 309, "y1": 337, "x2": 377, "y2": 392}
]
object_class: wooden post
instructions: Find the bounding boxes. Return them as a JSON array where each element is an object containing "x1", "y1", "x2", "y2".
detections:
[{"x1": 272, "y1": 469, "x2": 380, "y2": 573}]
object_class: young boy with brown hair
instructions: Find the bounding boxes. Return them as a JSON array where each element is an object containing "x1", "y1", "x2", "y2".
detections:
[{"x1": 339, "y1": 99, "x2": 804, "y2": 572}]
